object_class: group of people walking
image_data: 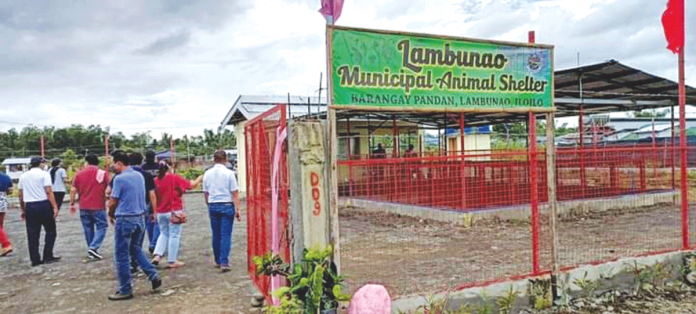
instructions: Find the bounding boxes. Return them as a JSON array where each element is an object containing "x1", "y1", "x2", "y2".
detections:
[{"x1": 0, "y1": 149, "x2": 241, "y2": 301}]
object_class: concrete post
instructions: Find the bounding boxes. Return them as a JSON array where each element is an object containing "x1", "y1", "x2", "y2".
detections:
[{"x1": 288, "y1": 121, "x2": 330, "y2": 264}]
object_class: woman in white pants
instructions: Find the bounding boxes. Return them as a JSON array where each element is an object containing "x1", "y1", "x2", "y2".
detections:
[{"x1": 151, "y1": 161, "x2": 201, "y2": 268}]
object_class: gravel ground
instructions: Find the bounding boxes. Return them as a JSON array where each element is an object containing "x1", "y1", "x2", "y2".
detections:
[
  {"x1": 0, "y1": 194, "x2": 255, "y2": 314},
  {"x1": 340, "y1": 203, "x2": 692, "y2": 297}
]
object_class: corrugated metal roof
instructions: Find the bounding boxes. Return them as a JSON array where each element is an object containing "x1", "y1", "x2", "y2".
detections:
[
  {"x1": 633, "y1": 123, "x2": 673, "y2": 134},
  {"x1": 220, "y1": 95, "x2": 326, "y2": 127},
  {"x1": 555, "y1": 60, "x2": 696, "y2": 116},
  {"x1": 2, "y1": 158, "x2": 31, "y2": 165}
]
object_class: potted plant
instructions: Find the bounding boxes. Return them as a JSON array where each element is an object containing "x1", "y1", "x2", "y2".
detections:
[{"x1": 253, "y1": 245, "x2": 351, "y2": 314}]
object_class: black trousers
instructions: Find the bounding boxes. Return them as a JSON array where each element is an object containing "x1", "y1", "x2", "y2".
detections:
[
  {"x1": 25, "y1": 201, "x2": 57, "y2": 265},
  {"x1": 53, "y1": 192, "x2": 66, "y2": 209}
]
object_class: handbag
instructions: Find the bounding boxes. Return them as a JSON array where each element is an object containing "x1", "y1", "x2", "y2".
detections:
[{"x1": 170, "y1": 211, "x2": 187, "y2": 224}]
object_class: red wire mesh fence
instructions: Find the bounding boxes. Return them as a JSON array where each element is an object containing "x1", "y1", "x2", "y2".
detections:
[
  {"x1": 338, "y1": 143, "x2": 688, "y2": 297},
  {"x1": 244, "y1": 105, "x2": 289, "y2": 303}
]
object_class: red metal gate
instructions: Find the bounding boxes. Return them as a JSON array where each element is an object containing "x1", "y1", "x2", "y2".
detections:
[{"x1": 245, "y1": 104, "x2": 289, "y2": 302}]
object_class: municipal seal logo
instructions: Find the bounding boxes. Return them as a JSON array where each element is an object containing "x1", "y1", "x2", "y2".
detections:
[{"x1": 527, "y1": 54, "x2": 542, "y2": 73}]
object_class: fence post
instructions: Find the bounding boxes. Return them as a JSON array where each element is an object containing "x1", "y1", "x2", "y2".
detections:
[
  {"x1": 546, "y1": 112, "x2": 559, "y2": 298},
  {"x1": 346, "y1": 117, "x2": 353, "y2": 197},
  {"x1": 639, "y1": 160, "x2": 647, "y2": 191},
  {"x1": 40, "y1": 133, "x2": 45, "y2": 158},
  {"x1": 328, "y1": 107, "x2": 342, "y2": 273},
  {"x1": 104, "y1": 133, "x2": 109, "y2": 170},
  {"x1": 460, "y1": 113, "x2": 466, "y2": 210},
  {"x1": 679, "y1": 49, "x2": 689, "y2": 250},
  {"x1": 529, "y1": 112, "x2": 540, "y2": 275},
  {"x1": 288, "y1": 121, "x2": 329, "y2": 263}
]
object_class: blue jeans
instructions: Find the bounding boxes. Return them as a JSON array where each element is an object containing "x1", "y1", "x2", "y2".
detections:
[
  {"x1": 145, "y1": 213, "x2": 159, "y2": 250},
  {"x1": 208, "y1": 203, "x2": 235, "y2": 266},
  {"x1": 114, "y1": 215, "x2": 159, "y2": 295},
  {"x1": 154, "y1": 212, "x2": 183, "y2": 263},
  {"x1": 80, "y1": 210, "x2": 108, "y2": 251}
]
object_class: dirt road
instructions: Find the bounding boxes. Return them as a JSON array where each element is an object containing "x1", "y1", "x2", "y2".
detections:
[{"x1": 0, "y1": 194, "x2": 255, "y2": 314}]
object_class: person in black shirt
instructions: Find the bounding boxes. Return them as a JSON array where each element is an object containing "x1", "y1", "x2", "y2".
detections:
[{"x1": 140, "y1": 150, "x2": 160, "y2": 253}]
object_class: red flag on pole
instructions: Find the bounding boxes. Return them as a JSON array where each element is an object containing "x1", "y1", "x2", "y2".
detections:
[
  {"x1": 661, "y1": 0, "x2": 684, "y2": 53},
  {"x1": 319, "y1": 0, "x2": 344, "y2": 23}
]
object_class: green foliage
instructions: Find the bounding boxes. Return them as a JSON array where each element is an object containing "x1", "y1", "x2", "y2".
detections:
[
  {"x1": 495, "y1": 286, "x2": 518, "y2": 314},
  {"x1": 472, "y1": 291, "x2": 492, "y2": 314},
  {"x1": 178, "y1": 168, "x2": 203, "y2": 180},
  {"x1": 263, "y1": 294, "x2": 304, "y2": 314},
  {"x1": 626, "y1": 261, "x2": 675, "y2": 294},
  {"x1": 0, "y1": 124, "x2": 235, "y2": 163},
  {"x1": 528, "y1": 279, "x2": 552, "y2": 310},
  {"x1": 396, "y1": 293, "x2": 473, "y2": 314},
  {"x1": 573, "y1": 271, "x2": 599, "y2": 298},
  {"x1": 681, "y1": 253, "x2": 696, "y2": 280},
  {"x1": 258, "y1": 246, "x2": 350, "y2": 313}
]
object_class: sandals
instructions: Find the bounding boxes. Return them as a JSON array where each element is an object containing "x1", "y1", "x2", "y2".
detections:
[{"x1": 167, "y1": 261, "x2": 185, "y2": 268}]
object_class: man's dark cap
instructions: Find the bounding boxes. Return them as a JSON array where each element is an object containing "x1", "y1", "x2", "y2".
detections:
[{"x1": 30, "y1": 157, "x2": 46, "y2": 167}]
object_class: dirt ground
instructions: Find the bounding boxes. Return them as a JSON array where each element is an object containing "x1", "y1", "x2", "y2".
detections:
[
  {"x1": 339, "y1": 202, "x2": 692, "y2": 297},
  {"x1": 0, "y1": 194, "x2": 255, "y2": 314},
  {"x1": 3, "y1": 192, "x2": 693, "y2": 313}
]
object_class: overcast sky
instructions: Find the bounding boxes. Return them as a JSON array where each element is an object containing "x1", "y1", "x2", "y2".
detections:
[{"x1": 0, "y1": 0, "x2": 694, "y2": 137}]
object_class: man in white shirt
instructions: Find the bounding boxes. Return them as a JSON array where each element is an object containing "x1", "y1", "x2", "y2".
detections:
[
  {"x1": 18, "y1": 157, "x2": 60, "y2": 266},
  {"x1": 202, "y1": 150, "x2": 241, "y2": 273}
]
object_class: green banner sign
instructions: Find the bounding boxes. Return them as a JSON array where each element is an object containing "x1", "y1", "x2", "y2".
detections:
[{"x1": 330, "y1": 27, "x2": 553, "y2": 110}]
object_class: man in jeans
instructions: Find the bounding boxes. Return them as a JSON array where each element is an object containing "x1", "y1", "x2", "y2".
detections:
[
  {"x1": 202, "y1": 150, "x2": 241, "y2": 273},
  {"x1": 18, "y1": 157, "x2": 60, "y2": 266},
  {"x1": 108, "y1": 150, "x2": 161, "y2": 300},
  {"x1": 70, "y1": 154, "x2": 109, "y2": 261}
]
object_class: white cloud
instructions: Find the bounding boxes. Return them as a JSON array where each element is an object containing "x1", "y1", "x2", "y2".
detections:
[{"x1": 0, "y1": 0, "x2": 694, "y2": 139}]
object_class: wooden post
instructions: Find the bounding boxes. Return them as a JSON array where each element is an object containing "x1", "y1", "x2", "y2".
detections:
[
  {"x1": 40, "y1": 134, "x2": 45, "y2": 158},
  {"x1": 679, "y1": 48, "x2": 688, "y2": 250},
  {"x1": 579, "y1": 103, "x2": 587, "y2": 197},
  {"x1": 460, "y1": 113, "x2": 466, "y2": 210},
  {"x1": 347, "y1": 117, "x2": 353, "y2": 197},
  {"x1": 392, "y1": 117, "x2": 398, "y2": 157},
  {"x1": 170, "y1": 138, "x2": 176, "y2": 169},
  {"x1": 326, "y1": 25, "x2": 341, "y2": 271},
  {"x1": 438, "y1": 128, "x2": 442, "y2": 155},
  {"x1": 529, "y1": 112, "x2": 540, "y2": 275},
  {"x1": 104, "y1": 133, "x2": 109, "y2": 170},
  {"x1": 328, "y1": 108, "x2": 341, "y2": 272},
  {"x1": 546, "y1": 112, "x2": 559, "y2": 299}
]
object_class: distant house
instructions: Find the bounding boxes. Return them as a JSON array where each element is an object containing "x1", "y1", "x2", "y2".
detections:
[{"x1": 1, "y1": 157, "x2": 32, "y2": 181}]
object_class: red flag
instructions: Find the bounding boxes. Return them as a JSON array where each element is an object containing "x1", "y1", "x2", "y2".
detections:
[
  {"x1": 319, "y1": 0, "x2": 344, "y2": 23},
  {"x1": 661, "y1": 0, "x2": 684, "y2": 53}
]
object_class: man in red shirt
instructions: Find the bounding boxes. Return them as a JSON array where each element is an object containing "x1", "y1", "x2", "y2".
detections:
[{"x1": 70, "y1": 154, "x2": 109, "y2": 261}]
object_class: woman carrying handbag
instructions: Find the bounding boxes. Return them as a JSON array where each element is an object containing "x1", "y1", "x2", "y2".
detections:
[{"x1": 151, "y1": 160, "x2": 202, "y2": 268}]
